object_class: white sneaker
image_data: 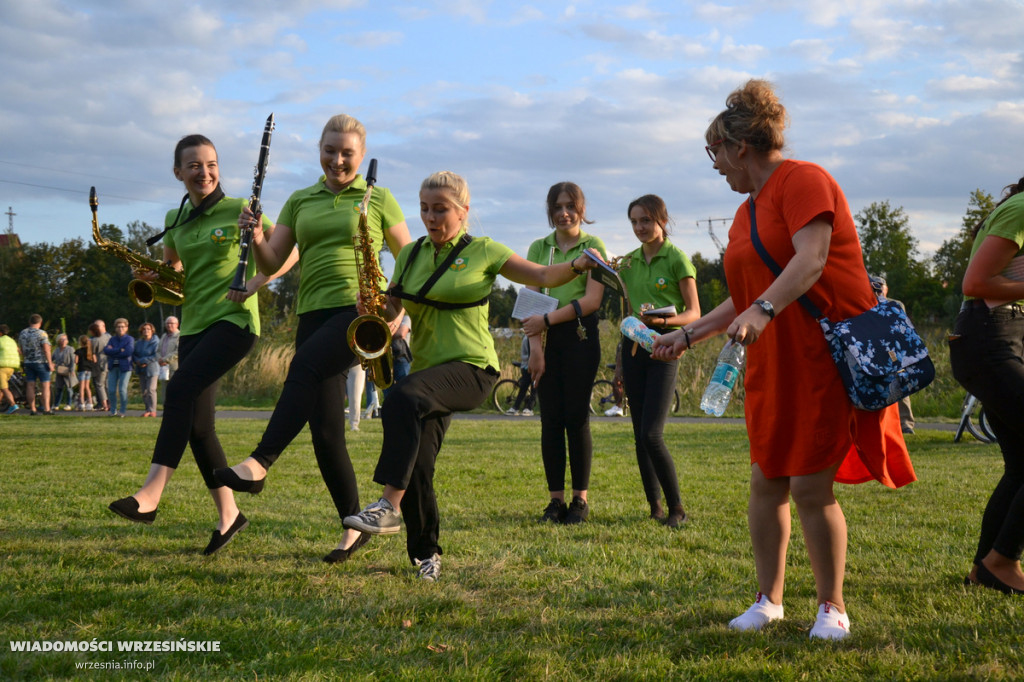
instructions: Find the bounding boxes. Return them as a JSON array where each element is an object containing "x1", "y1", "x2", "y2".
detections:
[
  {"x1": 505, "y1": 408, "x2": 519, "y2": 416},
  {"x1": 520, "y1": 408, "x2": 533, "y2": 416},
  {"x1": 809, "y1": 602, "x2": 850, "y2": 640},
  {"x1": 415, "y1": 553, "x2": 441, "y2": 582},
  {"x1": 604, "y1": 405, "x2": 624, "y2": 417},
  {"x1": 728, "y1": 592, "x2": 784, "y2": 631}
]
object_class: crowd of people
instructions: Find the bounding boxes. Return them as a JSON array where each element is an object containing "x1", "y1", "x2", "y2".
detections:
[
  {"x1": 5, "y1": 78, "x2": 1023, "y2": 643},
  {"x1": 0, "y1": 314, "x2": 180, "y2": 416}
]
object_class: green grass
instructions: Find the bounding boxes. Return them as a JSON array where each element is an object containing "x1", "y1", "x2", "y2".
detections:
[{"x1": 1, "y1": 417, "x2": 1020, "y2": 680}]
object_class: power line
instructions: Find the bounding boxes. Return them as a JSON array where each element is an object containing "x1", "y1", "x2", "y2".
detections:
[
  {"x1": 0, "y1": 178, "x2": 167, "y2": 205},
  {"x1": 0, "y1": 159, "x2": 166, "y2": 188},
  {"x1": 696, "y1": 217, "x2": 730, "y2": 254}
]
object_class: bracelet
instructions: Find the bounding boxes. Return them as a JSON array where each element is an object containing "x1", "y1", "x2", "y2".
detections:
[
  {"x1": 683, "y1": 328, "x2": 693, "y2": 349},
  {"x1": 543, "y1": 313, "x2": 551, "y2": 328},
  {"x1": 569, "y1": 257, "x2": 585, "y2": 276}
]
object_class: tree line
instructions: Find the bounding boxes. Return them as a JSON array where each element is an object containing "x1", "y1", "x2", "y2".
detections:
[{"x1": 0, "y1": 187, "x2": 995, "y2": 336}]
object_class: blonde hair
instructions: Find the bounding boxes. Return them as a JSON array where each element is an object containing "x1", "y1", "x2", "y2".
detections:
[
  {"x1": 421, "y1": 171, "x2": 471, "y2": 228},
  {"x1": 319, "y1": 114, "x2": 366, "y2": 150},
  {"x1": 706, "y1": 79, "x2": 788, "y2": 153}
]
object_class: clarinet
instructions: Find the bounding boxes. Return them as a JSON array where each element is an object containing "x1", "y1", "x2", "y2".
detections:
[{"x1": 229, "y1": 112, "x2": 275, "y2": 292}]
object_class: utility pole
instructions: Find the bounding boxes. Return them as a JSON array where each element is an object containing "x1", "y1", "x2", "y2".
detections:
[
  {"x1": 696, "y1": 217, "x2": 730, "y2": 255},
  {"x1": 4, "y1": 206, "x2": 14, "y2": 233}
]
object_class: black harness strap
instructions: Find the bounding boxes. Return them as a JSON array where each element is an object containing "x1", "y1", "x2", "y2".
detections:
[
  {"x1": 146, "y1": 185, "x2": 226, "y2": 246},
  {"x1": 388, "y1": 234, "x2": 489, "y2": 310}
]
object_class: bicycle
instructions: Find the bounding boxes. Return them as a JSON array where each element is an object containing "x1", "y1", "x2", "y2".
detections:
[
  {"x1": 492, "y1": 362, "x2": 538, "y2": 415},
  {"x1": 953, "y1": 392, "x2": 997, "y2": 444}
]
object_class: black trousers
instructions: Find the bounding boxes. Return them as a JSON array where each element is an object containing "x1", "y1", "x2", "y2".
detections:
[
  {"x1": 536, "y1": 314, "x2": 600, "y2": 492},
  {"x1": 374, "y1": 361, "x2": 497, "y2": 563},
  {"x1": 252, "y1": 306, "x2": 360, "y2": 520},
  {"x1": 950, "y1": 304, "x2": 1024, "y2": 562},
  {"x1": 621, "y1": 340, "x2": 682, "y2": 508},
  {"x1": 151, "y1": 321, "x2": 256, "y2": 489}
]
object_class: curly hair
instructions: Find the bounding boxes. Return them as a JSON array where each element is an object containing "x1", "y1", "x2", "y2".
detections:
[{"x1": 706, "y1": 79, "x2": 788, "y2": 153}]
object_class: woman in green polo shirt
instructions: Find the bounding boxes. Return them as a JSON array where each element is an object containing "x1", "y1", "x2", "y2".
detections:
[
  {"x1": 341, "y1": 171, "x2": 604, "y2": 581},
  {"x1": 214, "y1": 113, "x2": 411, "y2": 563},
  {"x1": 520, "y1": 182, "x2": 607, "y2": 525},
  {"x1": 618, "y1": 194, "x2": 700, "y2": 528},
  {"x1": 108, "y1": 134, "x2": 281, "y2": 556}
]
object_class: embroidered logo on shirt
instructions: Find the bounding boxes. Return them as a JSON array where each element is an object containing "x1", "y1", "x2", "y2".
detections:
[
  {"x1": 654, "y1": 276, "x2": 668, "y2": 291},
  {"x1": 209, "y1": 227, "x2": 230, "y2": 245},
  {"x1": 450, "y1": 257, "x2": 468, "y2": 272}
]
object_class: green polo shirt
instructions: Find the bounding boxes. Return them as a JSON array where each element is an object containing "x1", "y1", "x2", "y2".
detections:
[
  {"x1": 279, "y1": 175, "x2": 405, "y2": 315},
  {"x1": 618, "y1": 239, "x2": 697, "y2": 328},
  {"x1": 526, "y1": 231, "x2": 608, "y2": 306},
  {"x1": 0, "y1": 334, "x2": 19, "y2": 369},
  {"x1": 393, "y1": 232, "x2": 514, "y2": 372},
  {"x1": 164, "y1": 196, "x2": 272, "y2": 337},
  {"x1": 965, "y1": 191, "x2": 1024, "y2": 304}
]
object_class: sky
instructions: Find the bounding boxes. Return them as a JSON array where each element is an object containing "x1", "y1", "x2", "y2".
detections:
[{"x1": 2, "y1": 0, "x2": 1024, "y2": 277}]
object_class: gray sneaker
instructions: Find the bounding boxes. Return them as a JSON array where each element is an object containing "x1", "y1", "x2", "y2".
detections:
[
  {"x1": 342, "y1": 498, "x2": 401, "y2": 535},
  {"x1": 415, "y1": 553, "x2": 441, "y2": 582}
]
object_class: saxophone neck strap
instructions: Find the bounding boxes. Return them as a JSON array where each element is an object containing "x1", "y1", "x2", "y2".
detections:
[
  {"x1": 147, "y1": 185, "x2": 225, "y2": 246},
  {"x1": 388, "y1": 234, "x2": 488, "y2": 310}
]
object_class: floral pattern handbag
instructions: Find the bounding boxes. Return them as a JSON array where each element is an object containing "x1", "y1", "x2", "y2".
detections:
[{"x1": 748, "y1": 198, "x2": 934, "y2": 411}]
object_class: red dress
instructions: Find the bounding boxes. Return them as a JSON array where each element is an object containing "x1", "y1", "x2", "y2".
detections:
[{"x1": 722, "y1": 160, "x2": 915, "y2": 487}]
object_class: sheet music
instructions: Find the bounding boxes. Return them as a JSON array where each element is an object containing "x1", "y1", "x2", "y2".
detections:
[{"x1": 512, "y1": 287, "x2": 559, "y2": 320}]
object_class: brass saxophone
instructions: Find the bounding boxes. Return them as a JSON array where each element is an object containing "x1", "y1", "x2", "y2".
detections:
[
  {"x1": 90, "y1": 186, "x2": 185, "y2": 308},
  {"x1": 346, "y1": 159, "x2": 394, "y2": 390}
]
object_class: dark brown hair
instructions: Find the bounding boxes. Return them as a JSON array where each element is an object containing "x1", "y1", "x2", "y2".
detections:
[
  {"x1": 627, "y1": 194, "x2": 672, "y2": 236},
  {"x1": 545, "y1": 182, "x2": 594, "y2": 228}
]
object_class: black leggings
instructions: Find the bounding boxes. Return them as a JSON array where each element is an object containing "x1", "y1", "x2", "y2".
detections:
[
  {"x1": 151, "y1": 321, "x2": 256, "y2": 489},
  {"x1": 621, "y1": 340, "x2": 681, "y2": 508},
  {"x1": 536, "y1": 314, "x2": 600, "y2": 492},
  {"x1": 252, "y1": 306, "x2": 361, "y2": 520},
  {"x1": 374, "y1": 361, "x2": 497, "y2": 563},
  {"x1": 950, "y1": 305, "x2": 1024, "y2": 563}
]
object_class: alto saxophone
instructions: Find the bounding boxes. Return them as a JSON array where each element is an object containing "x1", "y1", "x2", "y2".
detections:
[
  {"x1": 346, "y1": 159, "x2": 394, "y2": 390},
  {"x1": 90, "y1": 187, "x2": 185, "y2": 308}
]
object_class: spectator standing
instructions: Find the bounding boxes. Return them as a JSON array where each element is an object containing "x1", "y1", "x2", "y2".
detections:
[
  {"x1": 74, "y1": 334, "x2": 96, "y2": 410},
  {"x1": 51, "y1": 333, "x2": 77, "y2": 411},
  {"x1": 869, "y1": 275, "x2": 915, "y2": 435},
  {"x1": 18, "y1": 313, "x2": 54, "y2": 415},
  {"x1": 134, "y1": 322, "x2": 159, "y2": 417},
  {"x1": 0, "y1": 324, "x2": 20, "y2": 414},
  {"x1": 383, "y1": 314, "x2": 412, "y2": 401},
  {"x1": 157, "y1": 316, "x2": 180, "y2": 384},
  {"x1": 103, "y1": 318, "x2": 134, "y2": 417},
  {"x1": 90, "y1": 320, "x2": 111, "y2": 411}
]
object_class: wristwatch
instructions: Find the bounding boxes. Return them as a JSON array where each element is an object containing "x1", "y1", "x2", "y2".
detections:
[{"x1": 753, "y1": 299, "x2": 775, "y2": 320}]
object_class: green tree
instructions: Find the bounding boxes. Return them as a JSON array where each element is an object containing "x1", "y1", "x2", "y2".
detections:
[
  {"x1": 932, "y1": 189, "x2": 996, "y2": 322},
  {"x1": 854, "y1": 201, "x2": 944, "y2": 321},
  {"x1": 487, "y1": 281, "x2": 518, "y2": 327},
  {"x1": 690, "y1": 251, "x2": 728, "y2": 315}
]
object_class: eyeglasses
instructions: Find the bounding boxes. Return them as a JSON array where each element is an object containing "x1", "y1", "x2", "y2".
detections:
[{"x1": 705, "y1": 138, "x2": 725, "y2": 162}]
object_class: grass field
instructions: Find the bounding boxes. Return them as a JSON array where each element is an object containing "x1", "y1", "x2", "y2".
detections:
[{"x1": 1, "y1": 416, "x2": 1021, "y2": 680}]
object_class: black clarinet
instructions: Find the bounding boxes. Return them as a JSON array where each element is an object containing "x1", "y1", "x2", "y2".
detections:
[{"x1": 229, "y1": 112, "x2": 275, "y2": 292}]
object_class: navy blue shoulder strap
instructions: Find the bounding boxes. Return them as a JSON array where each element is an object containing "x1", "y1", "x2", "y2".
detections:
[{"x1": 747, "y1": 197, "x2": 824, "y2": 319}]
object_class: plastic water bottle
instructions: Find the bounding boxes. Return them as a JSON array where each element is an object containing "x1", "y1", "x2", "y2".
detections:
[
  {"x1": 620, "y1": 316, "x2": 659, "y2": 353},
  {"x1": 700, "y1": 339, "x2": 745, "y2": 416}
]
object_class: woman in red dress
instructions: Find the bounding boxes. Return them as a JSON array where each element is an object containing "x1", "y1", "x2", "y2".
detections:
[{"x1": 653, "y1": 79, "x2": 915, "y2": 640}]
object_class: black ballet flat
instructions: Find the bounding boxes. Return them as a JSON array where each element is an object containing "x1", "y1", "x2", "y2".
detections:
[
  {"x1": 202, "y1": 513, "x2": 249, "y2": 556},
  {"x1": 108, "y1": 496, "x2": 157, "y2": 524},
  {"x1": 323, "y1": 532, "x2": 370, "y2": 564},
  {"x1": 976, "y1": 562, "x2": 1024, "y2": 595},
  {"x1": 213, "y1": 467, "x2": 265, "y2": 494}
]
